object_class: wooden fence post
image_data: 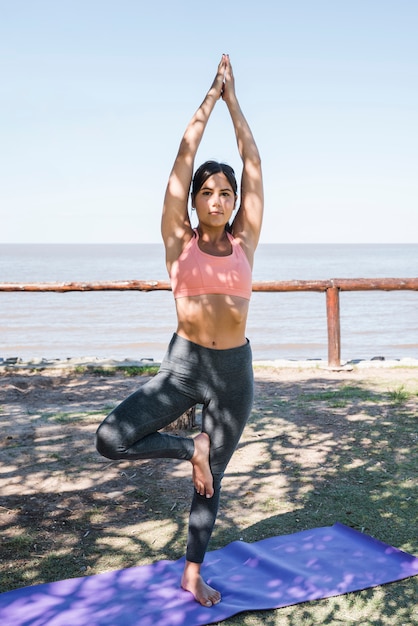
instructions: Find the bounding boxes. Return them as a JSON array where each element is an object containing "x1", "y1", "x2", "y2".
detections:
[{"x1": 326, "y1": 286, "x2": 341, "y2": 368}]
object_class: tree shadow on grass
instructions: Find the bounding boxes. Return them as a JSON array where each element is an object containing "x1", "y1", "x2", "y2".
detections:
[{"x1": 0, "y1": 370, "x2": 417, "y2": 624}]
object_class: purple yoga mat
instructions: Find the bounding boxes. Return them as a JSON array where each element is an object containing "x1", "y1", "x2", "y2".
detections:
[{"x1": 1, "y1": 523, "x2": 417, "y2": 626}]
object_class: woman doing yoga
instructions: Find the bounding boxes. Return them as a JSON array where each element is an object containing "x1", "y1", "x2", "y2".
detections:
[{"x1": 95, "y1": 54, "x2": 263, "y2": 608}]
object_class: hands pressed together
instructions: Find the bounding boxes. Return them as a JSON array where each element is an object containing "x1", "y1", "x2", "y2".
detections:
[{"x1": 211, "y1": 53, "x2": 236, "y2": 104}]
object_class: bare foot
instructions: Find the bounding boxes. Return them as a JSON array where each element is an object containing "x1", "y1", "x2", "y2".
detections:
[
  {"x1": 191, "y1": 432, "x2": 213, "y2": 498},
  {"x1": 181, "y1": 561, "x2": 221, "y2": 607}
]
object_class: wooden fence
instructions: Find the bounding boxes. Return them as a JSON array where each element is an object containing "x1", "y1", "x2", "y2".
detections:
[{"x1": 1, "y1": 278, "x2": 417, "y2": 368}]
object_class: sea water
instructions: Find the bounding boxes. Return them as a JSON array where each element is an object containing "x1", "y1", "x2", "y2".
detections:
[{"x1": 0, "y1": 244, "x2": 417, "y2": 363}]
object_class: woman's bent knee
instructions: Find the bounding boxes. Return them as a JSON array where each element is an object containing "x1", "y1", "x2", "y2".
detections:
[{"x1": 95, "y1": 421, "x2": 122, "y2": 460}]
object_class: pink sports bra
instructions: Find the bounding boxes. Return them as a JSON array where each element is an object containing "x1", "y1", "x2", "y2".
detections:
[{"x1": 170, "y1": 230, "x2": 252, "y2": 300}]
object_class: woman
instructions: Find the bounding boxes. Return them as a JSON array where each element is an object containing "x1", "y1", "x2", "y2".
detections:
[{"x1": 96, "y1": 54, "x2": 263, "y2": 608}]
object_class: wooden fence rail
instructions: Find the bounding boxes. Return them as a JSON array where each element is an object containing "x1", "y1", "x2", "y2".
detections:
[{"x1": 1, "y1": 278, "x2": 417, "y2": 368}]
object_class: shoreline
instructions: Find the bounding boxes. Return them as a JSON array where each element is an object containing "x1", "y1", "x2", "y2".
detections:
[{"x1": 1, "y1": 355, "x2": 418, "y2": 373}]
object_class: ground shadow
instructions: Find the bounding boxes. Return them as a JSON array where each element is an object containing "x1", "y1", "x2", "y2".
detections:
[{"x1": 0, "y1": 368, "x2": 417, "y2": 624}]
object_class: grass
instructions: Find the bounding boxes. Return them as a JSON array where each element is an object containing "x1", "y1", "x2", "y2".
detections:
[
  {"x1": 44, "y1": 408, "x2": 114, "y2": 423},
  {"x1": 0, "y1": 368, "x2": 417, "y2": 624},
  {"x1": 73, "y1": 364, "x2": 160, "y2": 377},
  {"x1": 300, "y1": 384, "x2": 379, "y2": 407},
  {"x1": 388, "y1": 384, "x2": 412, "y2": 405}
]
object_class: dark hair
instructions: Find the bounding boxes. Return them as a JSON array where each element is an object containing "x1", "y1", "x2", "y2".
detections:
[{"x1": 191, "y1": 160, "x2": 238, "y2": 199}]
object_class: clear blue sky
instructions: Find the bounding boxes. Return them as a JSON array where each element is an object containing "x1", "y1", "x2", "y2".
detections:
[{"x1": 1, "y1": 0, "x2": 417, "y2": 243}]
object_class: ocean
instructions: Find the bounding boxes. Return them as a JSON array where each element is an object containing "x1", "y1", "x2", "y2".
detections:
[{"x1": 1, "y1": 243, "x2": 417, "y2": 363}]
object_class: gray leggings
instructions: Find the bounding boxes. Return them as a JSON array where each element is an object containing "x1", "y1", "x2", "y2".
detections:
[{"x1": 95, "y1": 333, "x2": 254, "y2": 563}]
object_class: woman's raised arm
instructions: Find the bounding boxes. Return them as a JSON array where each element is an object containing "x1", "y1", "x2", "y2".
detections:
[
  {"x1": 161, "y1": 57, "x2": 226, "y2": 267},
  {"x1": 222, "y1": 56, "x2": 264, "y2": 262}
]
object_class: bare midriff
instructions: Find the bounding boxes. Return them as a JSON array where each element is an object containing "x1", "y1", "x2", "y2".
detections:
[{"x1": 174, "y1": 293, "x2": 250, "y2": 349}]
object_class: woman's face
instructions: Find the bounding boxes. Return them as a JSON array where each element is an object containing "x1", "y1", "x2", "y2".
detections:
[{"x1": 193, "y1": 173, "x2": 236, "y2": 227}]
